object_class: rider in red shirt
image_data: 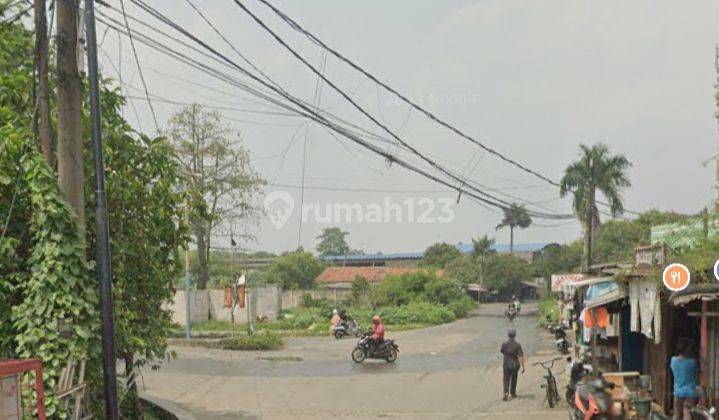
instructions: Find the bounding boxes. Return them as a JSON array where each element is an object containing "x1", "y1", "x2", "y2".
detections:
[{"x1": 372, "y1": 315, "x2": 385, "y2": 341}]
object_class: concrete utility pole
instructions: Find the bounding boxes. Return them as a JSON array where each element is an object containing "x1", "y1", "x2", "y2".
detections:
[
  {"x1": 33, "y1": 0, "x2": 52, "y2": 165},
  {"x1": 56, "y1": 0, "x2": 85, "y2": 230},
  {"x1": 714, "y1": 45, "x2": 719, "y2": 211}
]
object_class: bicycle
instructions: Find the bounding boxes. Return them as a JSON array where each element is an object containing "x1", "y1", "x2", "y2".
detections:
[{"x1": 533, "y1": 357, "x2": 563, "y2": 408}]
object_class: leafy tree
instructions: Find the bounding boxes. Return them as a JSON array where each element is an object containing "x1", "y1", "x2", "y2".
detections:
[
  {"x1": 532, "y1": 242, "x2": 582, "y2": 293},
  {"x1": 471, "y1": 235, "x2": 496, "y2": 285},
  {"x1": 421, "y1": 242, "x2": 462, "y2": 268},
  {"x1": 445, "y1": 256, "x2": 481, "y2": 285},
  {"x1": 1, "y1": 15, "x2": 186, "y2": 416},
  {"x1": 167, "y1": 104, "x2": 264, "y2": 289},
  {"x1": 484, "y1": 254, "x2": 533, "y2": 297},
  {"x1": 264, "y1": 251, "x2": 324, "y2": 289},
  {"x1": 560, "y1": 143, "x2": 632, "y2": 272},
  {"x1": 316, "y1": 227, "x2": 350, "y2": 256},
  {"x1": 349, "y1": 276, "x2": 371, "y2": 305},
  {"x1": 424, "y1": 277, "x2": 466, "y2": 305},
  {"x1": 0, "y1": 128, "x2": 97, "y2": 416},
  {"x1": 496, "y1": 203, "x2": 532, "y2": 254},
  {"x1": 372, "y1": 271, "x2": 435, "y2": 306},
  {"x1": 84, "y1": 90, "x2": 186, "y2": 415}
]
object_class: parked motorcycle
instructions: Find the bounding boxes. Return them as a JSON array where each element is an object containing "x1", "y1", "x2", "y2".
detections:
[
  {"x1": 571, "y1": 376, "x2": 619, "y2": 420},
  {"x1": 554, "y1": 327, "x2": 570, "y2": 354},
  {"x1": 690, "y1": 406, "x2": 717, "y2": 420},
  {"x1": 332, "y1": 318, "x2": 361, "y2": 339},
  {"x1": 351, "y1": 332, "x2": 399, "y2": 363},
  {"x1": 506, "y1": 306, "x2": 518, "y2": 321},
  {"x1": 566, "y1": 357, "x2": 593, "y2": 407}
]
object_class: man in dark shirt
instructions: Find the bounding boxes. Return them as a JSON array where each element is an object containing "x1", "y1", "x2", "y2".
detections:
[{"x1": 499, "y1": 328, "x2": 525, "y2": 401}]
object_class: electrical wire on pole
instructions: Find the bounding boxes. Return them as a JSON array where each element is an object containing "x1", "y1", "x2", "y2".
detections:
[{"x1": 85, "y1": 0, "x2": 119, "y2": 416}]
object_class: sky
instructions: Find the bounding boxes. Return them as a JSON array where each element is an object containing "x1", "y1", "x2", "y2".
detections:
[{"x1": 95, "y1": 0, "x2": 719, "y2": 254}]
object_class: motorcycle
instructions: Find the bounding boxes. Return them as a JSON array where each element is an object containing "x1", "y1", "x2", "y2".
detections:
[
  {"x1": 351, "y1": 332, "x2": 399, "y2": 363},
  {"x1": 690, "y1": 405, "x2": 717, "y2": 420},
  {"x1": 566, "y1": 358, "x2": 593, "y2": 407},
  {"x1": 332, "y1": 318, "x2": 361, "y2": 339},
  {"x1": 554, "y1": 327, "x2": 570, "y2": 354},
  {"x1": 571, "y1": 376, "x2": 619, "y2": 420},
  {"x1": 506, "y1": 306, "x2": 518, "y2": 321}
]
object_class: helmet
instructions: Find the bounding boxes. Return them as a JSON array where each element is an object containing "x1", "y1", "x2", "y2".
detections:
[
  {"x1": 372, "y1": 315, "x2": 381, "y2": 324},
  {"x1": 332, "y1": 309, "x2": 338, "y2": 315},
  {"x1": 507, "y1": 328, "x2": 516, "y2": 338}
]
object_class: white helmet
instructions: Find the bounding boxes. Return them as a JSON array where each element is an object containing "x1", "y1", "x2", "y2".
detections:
[{"x1": 332, "y1": 309, "x2": 338, "y2": 315}]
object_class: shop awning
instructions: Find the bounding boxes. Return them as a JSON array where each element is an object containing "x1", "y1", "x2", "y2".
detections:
[
  {"x1": 583, "y1": 280, "x2": 627, "y2": 310},
  {"x1": 669, "y1": 283, "x2": 719, "y2": 306}
]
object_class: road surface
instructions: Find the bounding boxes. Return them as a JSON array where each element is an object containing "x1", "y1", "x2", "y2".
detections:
[{"x1": 141, "y1": 303, "x2": 571, "y2": 419}]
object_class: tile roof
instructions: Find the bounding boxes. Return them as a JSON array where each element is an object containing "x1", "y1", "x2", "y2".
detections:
[{"x1": 316, "y1": 267, "x2": 443, "y2": 284}]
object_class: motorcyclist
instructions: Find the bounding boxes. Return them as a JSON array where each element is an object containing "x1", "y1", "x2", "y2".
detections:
[
  {"x1": 512, "y1": 295, "x2": 521, "y2": 313},
  {"x1": 331, "y1": 309, "x2": 342, "y2": 328},
  {"x1": 369, "y1": 315, "x2": 385, "y2": 353}
]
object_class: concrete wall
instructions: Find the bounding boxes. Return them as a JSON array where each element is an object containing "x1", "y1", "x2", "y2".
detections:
[
  {"x1": 281, "y1": 289, "x2": 352, "y2": 309},
  {"x1": 171, "y1": 285, "x2": 282, "y2": 326}
]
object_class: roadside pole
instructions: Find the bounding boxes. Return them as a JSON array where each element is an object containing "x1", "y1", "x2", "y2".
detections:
[
  {"x1": 84, "y1": 0, "x2": 119, "y2": 418},
  {"x1": 185, "y1": 247, "x2": 192, "y2": 339}
]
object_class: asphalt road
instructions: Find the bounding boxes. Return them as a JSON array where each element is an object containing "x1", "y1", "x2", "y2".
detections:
[{"x1": 142, "y1": 302, "x2": 570, "y2": 419}]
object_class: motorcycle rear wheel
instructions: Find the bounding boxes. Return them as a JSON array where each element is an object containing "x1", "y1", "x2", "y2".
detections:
[
  {"x1": 334, "y1": 330, "x2": 343, "y2": 339},
  {"x1": 351, "y1": 347, "x2": 366, "y2": 363}
]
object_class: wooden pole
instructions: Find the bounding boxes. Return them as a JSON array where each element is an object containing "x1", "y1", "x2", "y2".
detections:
[
  {"x1": 700, "y1": 299, "x2": 709, "y2": 390},
  {"x1": 56, "y1": 0, "x2": 85, "y2": 230},
  {"x1": 33, "y1": 0, "x2": 52, "y2": 165}
]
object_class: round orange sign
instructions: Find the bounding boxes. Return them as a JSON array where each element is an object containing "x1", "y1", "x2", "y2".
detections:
[{"x1": 662, "y1": 263, "x2": 690, "y2": 291}]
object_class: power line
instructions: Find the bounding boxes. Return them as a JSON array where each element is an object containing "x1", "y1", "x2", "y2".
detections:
[
  {"x1": 252, "y1": 0, "x2": 642, "y2": 219},
  {"x1": 231, "y1": 0, "x2": 574, "y2": 220},
  {"x1": 117, "y1": 0, "x2": 159, "y2": 132},
  {"x1": 100, "y1": 0, "x2": 572, "y2": 219}
]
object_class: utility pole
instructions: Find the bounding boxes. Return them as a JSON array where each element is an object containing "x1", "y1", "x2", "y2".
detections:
[
  {"x1": 85, "y1": 0, "x2": 119, "y2": 418},
  {"x1": 56, "y1": 0, "x2": 85, "y2": 229},
  {"x1": 714, "y1": 45, "x2": 719, "y2": 212},
  {"x1": 34, "y1": 0, "x2": 52, "y2": 165}
]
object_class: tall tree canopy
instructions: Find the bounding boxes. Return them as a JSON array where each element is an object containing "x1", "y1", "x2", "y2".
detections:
[
  {"x1": 315, "y1": 227, "x2": 350, "y2": 256},
  {"x1": 0, "y1": 13, "x2": 186, "y2": 416},
  {"x1": 167, "y1": 104, "x2": 264, "y2": 289},
  {"x1": 496, "y1": 203, "x2": 532, "y2": 253},
  {"x1": 560, "y1": 143, "x2": 631, "y2": 271},
  {"x1": 421, "y1": 242, "x2": 462, "y2": 268}
]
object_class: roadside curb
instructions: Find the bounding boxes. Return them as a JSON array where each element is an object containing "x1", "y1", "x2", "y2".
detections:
[{"x1": 141, "y1": 393, "x2": 198, "y2": 420}]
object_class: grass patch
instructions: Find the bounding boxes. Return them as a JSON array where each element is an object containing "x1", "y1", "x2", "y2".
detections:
[
  {"x1": 257, "y1": 356, "x2": 302, "y2": 362},
  {"x1": 538, "y1": 297, "x2": 559, "y2": 326},
  {"x1": 220, "y1": 331, "x2": 284, "y2": 351}
]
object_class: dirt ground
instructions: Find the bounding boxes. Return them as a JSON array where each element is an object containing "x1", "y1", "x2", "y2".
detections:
[{"x1": 141, "y1": 303, "x2": 572, "y2": 419}]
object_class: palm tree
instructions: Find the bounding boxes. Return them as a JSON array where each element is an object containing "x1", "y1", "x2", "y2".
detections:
[
  {"x1": 560, "y1": 143, "x2": 631, "y2": 272},
  {"x1": 496, "y1": 204, "x2": 532, "y2": 254},
  {"x1": 471, "y1": 235, "x2": 496, "y2": 286}
]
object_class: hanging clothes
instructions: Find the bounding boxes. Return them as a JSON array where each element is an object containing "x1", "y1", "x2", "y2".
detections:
[
  {"x1": 629, "y1": 278, "x2": 662, "y2": 343},
  {"x1": 629, "y1": 281, "x2": 640, "y2": 333}
]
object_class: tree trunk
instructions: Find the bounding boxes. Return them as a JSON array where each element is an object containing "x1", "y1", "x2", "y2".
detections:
[
  {"x1": 34, "y1": 0, "x2": 53, "y2": 165},
  {"x1": 56, "y1": 0, "x2": 85, "y2": 231},
  {"x1": 195, "y1": 227, "x2": 209, "y2": 289},
  {"x1": 509, "y1": 226, "x2": 514, "y2": 254}
]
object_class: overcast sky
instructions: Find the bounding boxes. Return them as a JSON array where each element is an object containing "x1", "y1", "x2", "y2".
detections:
[{"x1": 96, "y1": 0, "x2": 719, "y2": 254}]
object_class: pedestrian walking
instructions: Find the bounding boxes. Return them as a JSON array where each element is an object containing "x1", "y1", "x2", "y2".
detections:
[{"x1": 500, "y1": 328, "x2": 525, "y2": 401}]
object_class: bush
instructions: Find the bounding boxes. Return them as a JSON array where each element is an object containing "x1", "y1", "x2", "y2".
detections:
[
  {"x1": 378, "y1": 301, "x2": 455, "y2": 325},
  {"x1": 447, "y1": 295, "x2": 475, "y2": 318},
  {"x1": 424, "y1": 278, "x2": 465, "y2": 305},
  {"x1": 220, "y1": 332, "x2": 283, "y2": 351},
  {"x1": 372, "y1": 271, "x2": 437, "y2": 306},
  {"x1": 538, "y1": 297, "x2": 559, "y2": 326}
]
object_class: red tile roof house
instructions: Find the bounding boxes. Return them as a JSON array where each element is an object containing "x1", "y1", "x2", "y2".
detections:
[{"x1": 315, "y1": 266, "x2": 444, "y2": 289}]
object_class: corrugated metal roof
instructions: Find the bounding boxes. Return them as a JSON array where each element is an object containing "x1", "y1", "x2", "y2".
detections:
[{"x1": 319, "y1": 242, "x2": 551, "y2": 261}]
